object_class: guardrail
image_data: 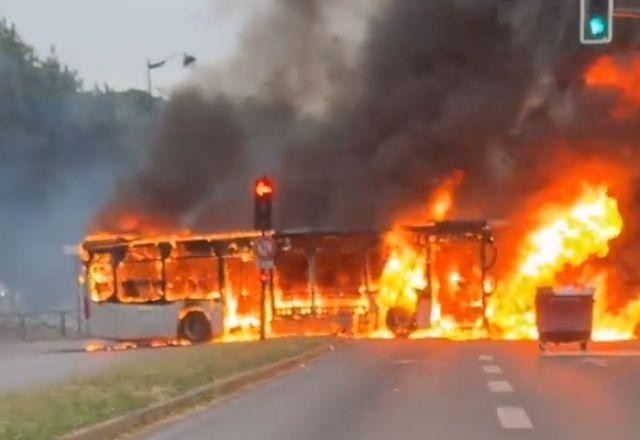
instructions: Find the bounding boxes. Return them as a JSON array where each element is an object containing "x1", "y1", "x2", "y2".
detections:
[{"x1": 0, "y1": 310, "x2": 83, "y2": 341}]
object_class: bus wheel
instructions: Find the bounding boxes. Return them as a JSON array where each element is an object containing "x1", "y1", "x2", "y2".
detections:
[{"x1": 179, "y1": 312, "x2": 212, "y2": 343}]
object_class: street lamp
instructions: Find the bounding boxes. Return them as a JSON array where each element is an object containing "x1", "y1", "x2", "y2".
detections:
[{"x1": 146, "y1": 52, "x2": 196, "y2": 104}]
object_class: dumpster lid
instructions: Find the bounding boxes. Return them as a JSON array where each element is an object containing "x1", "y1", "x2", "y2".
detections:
[{"x1": 537, "y1": 285, "x2": 595, "y2": 296}]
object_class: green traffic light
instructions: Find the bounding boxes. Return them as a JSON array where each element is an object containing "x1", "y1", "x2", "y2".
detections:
[{"x1": 589, "y1": 15, "x2": 607, "y2": 37}]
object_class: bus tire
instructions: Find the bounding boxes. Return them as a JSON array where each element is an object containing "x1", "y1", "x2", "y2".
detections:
[{"x1": 179, "y1": 312, "x2": 212, "y2": 343}]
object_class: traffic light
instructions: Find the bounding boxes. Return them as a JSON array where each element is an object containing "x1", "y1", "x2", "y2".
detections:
[
  {"x1": 254, "y1": 176, "x2": 274, "y2": 231},
  {"x1": 580, "y1": 0, "x2": 614, "y2": 44}
]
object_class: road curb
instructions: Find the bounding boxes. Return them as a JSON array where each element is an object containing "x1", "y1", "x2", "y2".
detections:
[{"x1": 60, "y1": 341, "x2": 338, "y2": 440}]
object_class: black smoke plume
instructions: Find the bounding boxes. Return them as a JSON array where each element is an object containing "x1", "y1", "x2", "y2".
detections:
[{"x1": 96, "y1": 0, "x2": 640, "y2": 235}]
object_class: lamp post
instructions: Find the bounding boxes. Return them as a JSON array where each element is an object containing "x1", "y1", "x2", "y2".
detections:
[{"x1": 146, "y1": 52, "x2": 196, "y2": 109}]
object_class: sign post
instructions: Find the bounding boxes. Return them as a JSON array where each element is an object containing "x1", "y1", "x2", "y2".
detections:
[{"x1": 253, "y1": 235, "x2": 277, "y2": 340}]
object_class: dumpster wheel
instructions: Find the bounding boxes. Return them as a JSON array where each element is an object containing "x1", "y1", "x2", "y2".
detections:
[{"x1": 580, "y1": 341, "x2": 588, "y2": 351}]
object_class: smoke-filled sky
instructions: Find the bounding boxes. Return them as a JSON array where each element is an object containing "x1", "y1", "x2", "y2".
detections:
[{"x1": 97, "y1": 0, "x2": 640, "y2": 233}]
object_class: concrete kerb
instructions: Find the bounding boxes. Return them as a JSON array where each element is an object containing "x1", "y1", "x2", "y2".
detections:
[{"x1": 61, "y1": 341, "x2": 338, "y2": 440}]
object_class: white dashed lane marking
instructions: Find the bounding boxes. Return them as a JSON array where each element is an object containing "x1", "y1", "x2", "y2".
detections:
[
  {"x1": 479, "y1": 357, "x2": 532, "y2": 431},
  {"x1": 482, "y1": 365, "x2": 502, "y2": 374},
  {"x1": 487, "y1": 380, "x2": 514, "y2": 393},
  {"x1": 497, "y1": 406, "x2": 533, "y2": 429}
]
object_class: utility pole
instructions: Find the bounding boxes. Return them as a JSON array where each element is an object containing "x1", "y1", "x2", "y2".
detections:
[{"x1": 146, "y1": 58, "x2": 153, "y2": 110}]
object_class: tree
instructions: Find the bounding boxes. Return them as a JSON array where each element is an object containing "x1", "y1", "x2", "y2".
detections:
[{"x1": 0, "y1": 19, "x2": 152, "y2": 310}]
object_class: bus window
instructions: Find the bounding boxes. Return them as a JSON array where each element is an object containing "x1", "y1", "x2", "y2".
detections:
[
  {"x1": 225, "y1": 256, "x2": 261, "y2": 315},
  {"x1": 87, "y1": 252, "x2": 115, "y2": 302},
  {"x1": 367, "y1": 248, "x2": 385, "y2": 290},
  {"x1": 165, "y1": 256, "x2": 221, "y2": 301},
  {"x1": 315, "y1": 251, "x2": 364, "y2": 297},
  {"x1": 116, "y1": 245, "x2": 163, "y2": 303},
  {"x1": 275, "y1": 251, "x2": 310, "y2": 307}
]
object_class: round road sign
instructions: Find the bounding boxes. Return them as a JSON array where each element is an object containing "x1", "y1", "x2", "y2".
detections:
[{"x1": 253, "y1": 236, "x2": 277, "y2": 261}]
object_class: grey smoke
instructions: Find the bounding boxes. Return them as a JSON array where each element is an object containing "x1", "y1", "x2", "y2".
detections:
[
  {"x1": 0, "y1": 27, "x2": 150, "y2": 311},
  {"x1": 99, "y1": 0, "x2": 640, "y2": 237}
]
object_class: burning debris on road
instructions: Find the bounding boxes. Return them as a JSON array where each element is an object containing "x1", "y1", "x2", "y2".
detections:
[{"x1": 85, "y1": 338, "x2": 192, "y2": 353}]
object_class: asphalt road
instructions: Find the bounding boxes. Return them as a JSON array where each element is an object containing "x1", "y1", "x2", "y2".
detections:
[
  {"x1": 141, "y1": 339, "x2": 640, "y2": 440},
  {"x1": 0, "y1": 339, "x2": 151, "y2": 393}
]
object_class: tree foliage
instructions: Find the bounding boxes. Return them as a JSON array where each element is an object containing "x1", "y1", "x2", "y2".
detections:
[
  {"x1": 0, "y1": 19, "x2": 151, "y2": 206},
  {"x1": 0, "y1": 19, "x2": 152, "y2": 309}
]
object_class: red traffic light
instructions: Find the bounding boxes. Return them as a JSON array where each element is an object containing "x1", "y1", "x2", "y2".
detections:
[
  {"x1": 254, "y1": 176, "x2": 274, "y2": 230},
  {"x1": 255, "y1": 177, "x2": 274, "y2": 197}
]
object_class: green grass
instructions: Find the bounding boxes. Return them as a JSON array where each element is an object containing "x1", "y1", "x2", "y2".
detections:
[{"x1": 0, "y1": 337, "x2": 329, "y2": 440}]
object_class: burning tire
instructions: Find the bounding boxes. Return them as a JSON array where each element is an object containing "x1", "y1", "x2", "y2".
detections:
[
  {"x1": 179, "y1": 311, "x2": 212, "y2": 343},
  {"x1": 385, "y1": 306, "x2": 415, "y2": 337}
]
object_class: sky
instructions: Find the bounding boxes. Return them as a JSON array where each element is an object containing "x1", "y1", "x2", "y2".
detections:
[{"x1": 1, "y1": 0, "x2": 261, "y2": 93}]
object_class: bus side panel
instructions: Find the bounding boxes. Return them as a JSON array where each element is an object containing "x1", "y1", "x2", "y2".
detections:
[
  {"x1": 210, "y1": 305, "x2": 225, "y2": 339},
  {"x1": 88, "y1": 302, "x2": 183, "y2": 340}
]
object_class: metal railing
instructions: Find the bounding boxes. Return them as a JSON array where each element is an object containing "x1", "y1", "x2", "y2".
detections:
[{"x1": 0, "y1": 310, "x2": 83, "y2": 341}]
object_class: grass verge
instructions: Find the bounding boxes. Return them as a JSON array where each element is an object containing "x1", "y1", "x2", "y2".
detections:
[{"x1": 0, "y1": 337, "x2": 329, "y2": 439}]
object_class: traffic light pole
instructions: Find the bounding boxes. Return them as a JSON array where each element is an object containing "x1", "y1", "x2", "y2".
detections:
[
  {"x1": 258, "y1": 246, "x2": 275, "y2": 341},
  {"x1": 269, "y1": 267, "x2": 275, "y2": 318},
  {"x1": 254, "y1": 176, "x2": 275, "y2": 341},
  {"x1": 260, "y1": 267, "x2": 267, "y2": 341}
]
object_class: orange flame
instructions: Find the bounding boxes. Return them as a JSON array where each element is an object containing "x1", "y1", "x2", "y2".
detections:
[
  {"x1": 376, "y1": 232, "x2": 426, "y2": 324},
  {"x1": 85, "y1": 338, "x2": 192, "y2": 352},
  {"x1": 375, "y1": 230, "x2": 488, "y2": 340},
  {"x1": 374, "y1": 170, "x2": 480, "y2": 339},
  {"x1": 427, "y1": 171, "x2": 464, "y2": 221},
  {"x1": 222, "y1": 292, "x2": 261, "y2": 341},
  {"x1": 373, "y1": 179, "x2": 640, "y2": 342},
  {"x1": 585, "y1": 55, "x2": 640, "y2": 118},
  {"x1": 488, "y1": 185, "x2": 625, "y2": 339}
]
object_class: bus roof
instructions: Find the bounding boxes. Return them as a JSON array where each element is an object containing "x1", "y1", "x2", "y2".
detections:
[{"x1": 82, "y1": 220, "x2": 494, "y2": 253}]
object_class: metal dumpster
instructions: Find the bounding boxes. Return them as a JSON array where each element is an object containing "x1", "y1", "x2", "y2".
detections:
[{"x1": 535, "y1": 286, "x2": 594, "y2": 351}]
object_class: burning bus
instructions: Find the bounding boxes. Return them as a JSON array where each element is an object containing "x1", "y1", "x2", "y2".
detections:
[
  {"x1": 80, "y1": 229, "x2": 382, "y2": 343},
  {"x1": 80, "y1": 220, "x2": 499, "y2": 344},
  {"x1": 81, "y1": 231, "x2": 263, "y2": 343},
  {"x1": 272, "y1": 229, "x2": 381, "y2": 335}
]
